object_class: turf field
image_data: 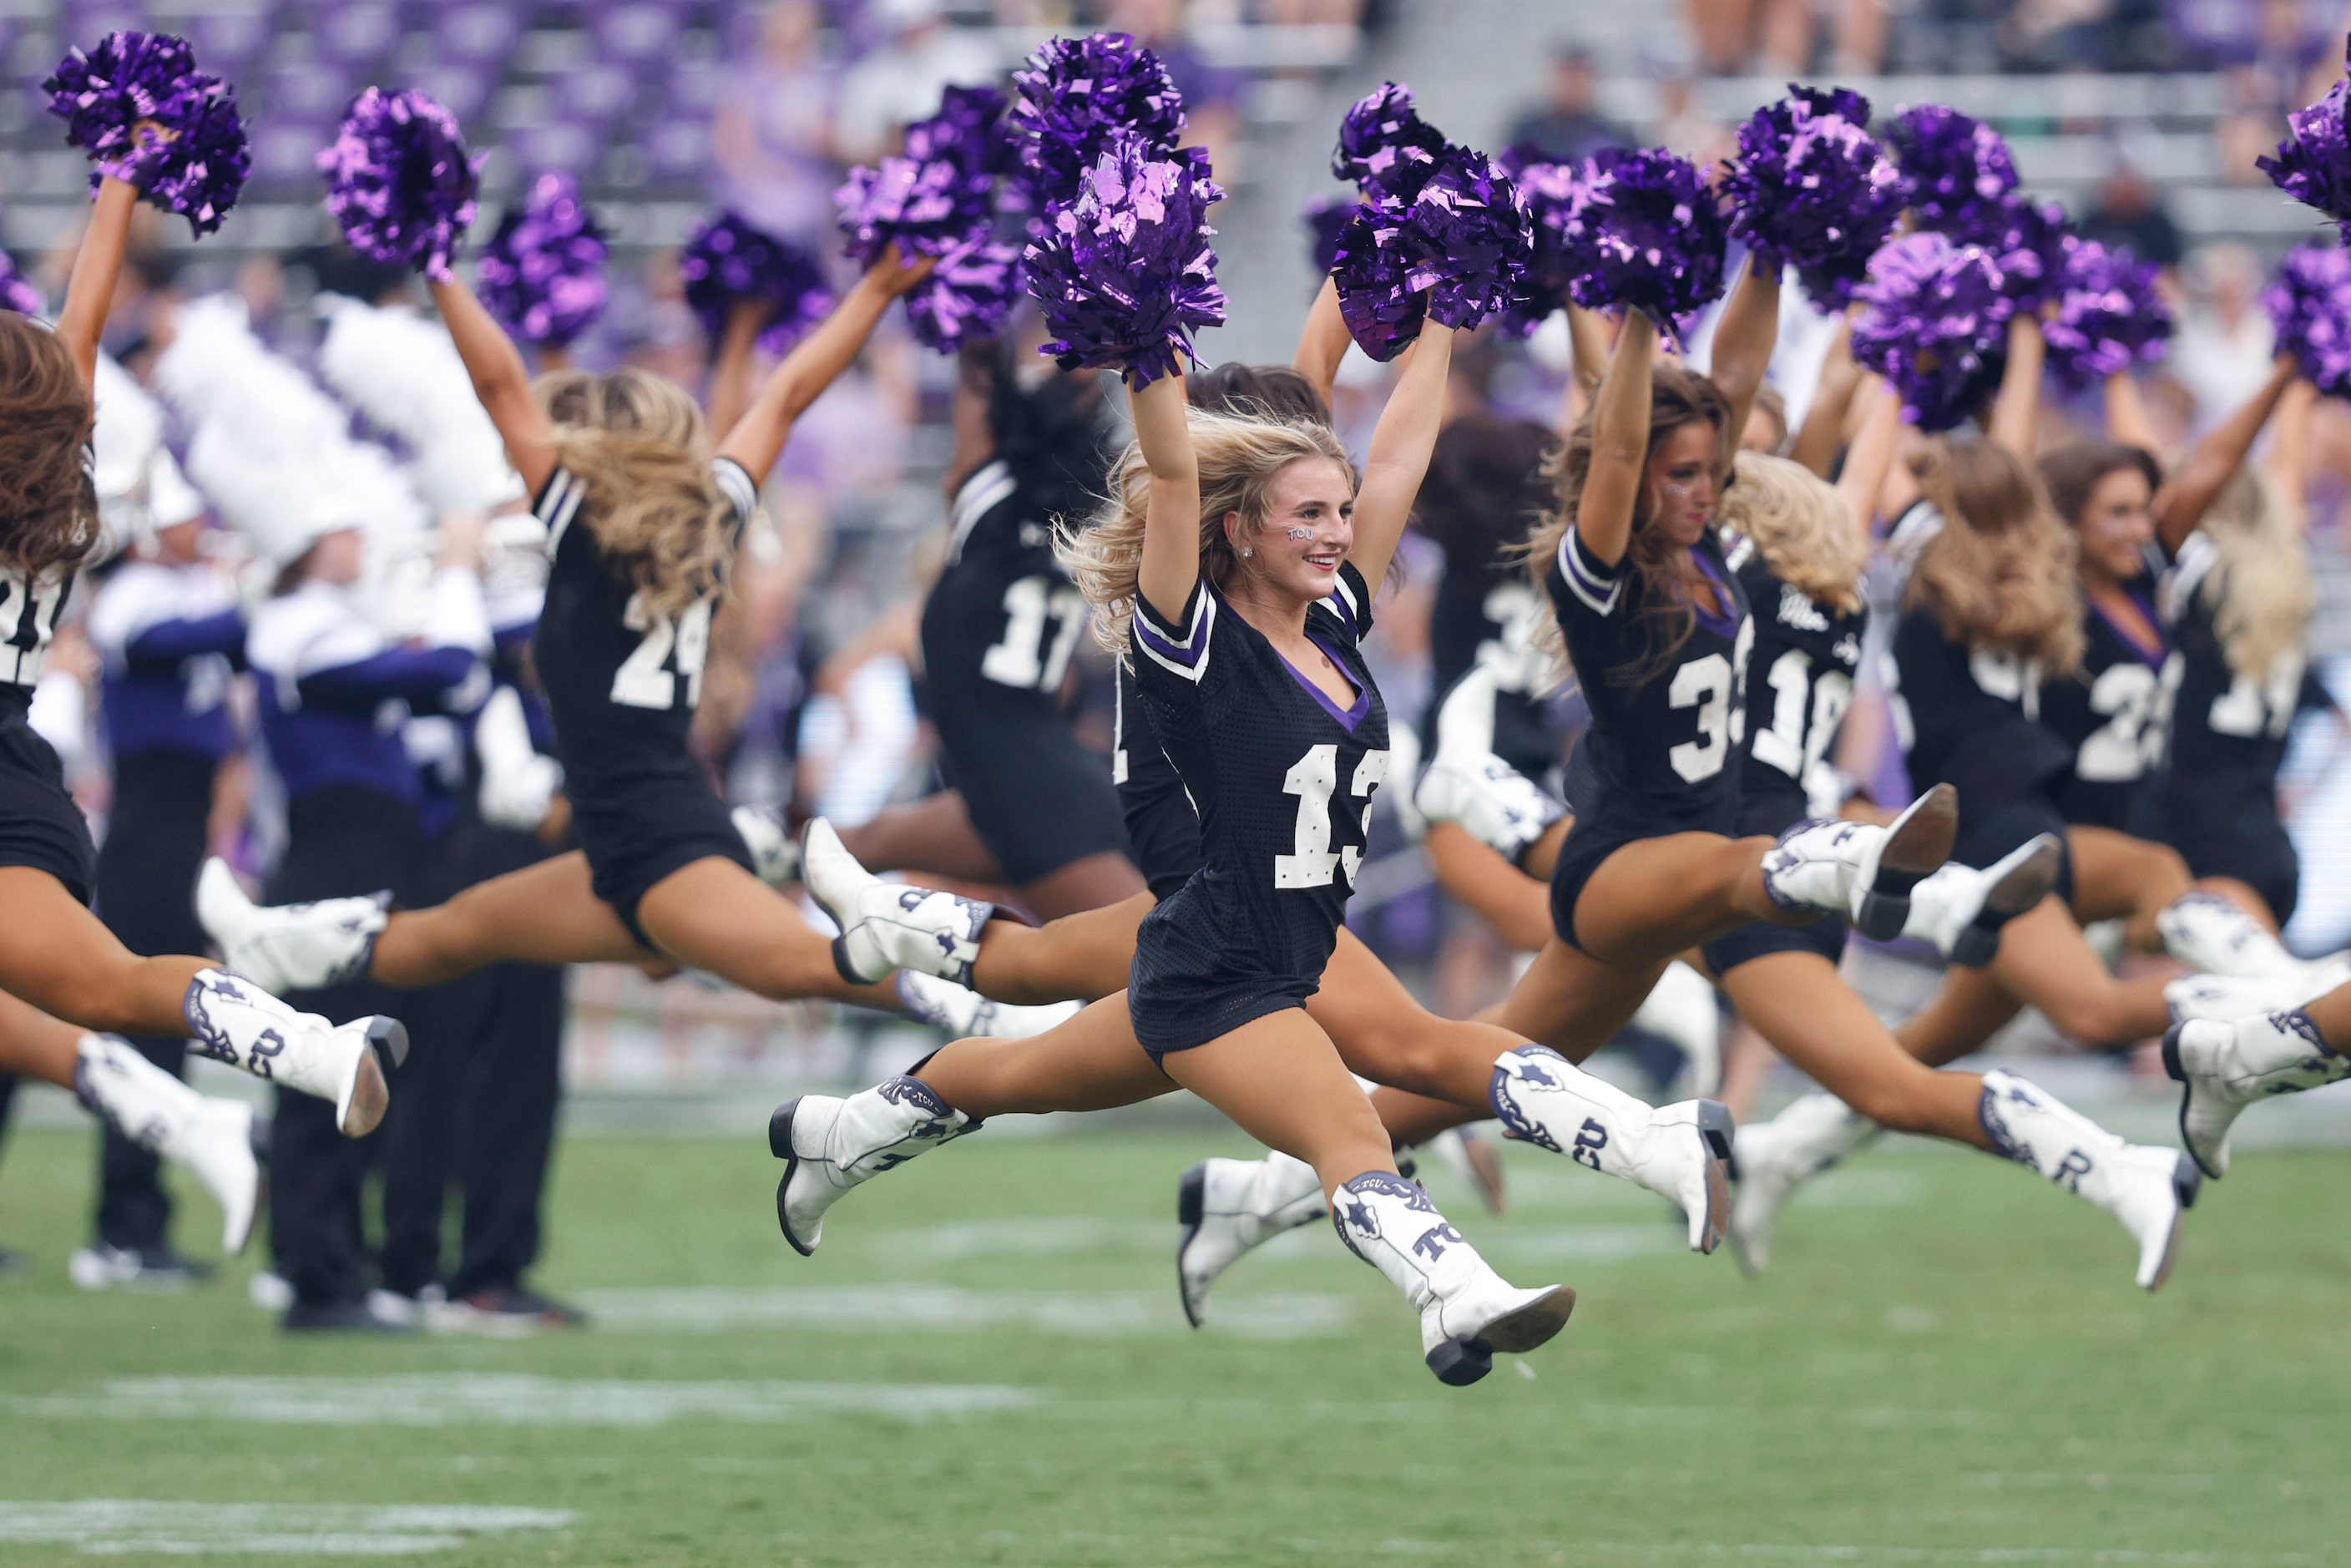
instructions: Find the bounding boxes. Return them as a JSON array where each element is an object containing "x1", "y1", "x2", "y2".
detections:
[{"x1": 0, "y1": 1115, "x2": 2345, "y2": 1565}]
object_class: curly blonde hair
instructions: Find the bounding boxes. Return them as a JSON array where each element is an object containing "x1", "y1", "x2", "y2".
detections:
[
  {"x1": 1904, "y1": 439, "x2": 2085, "y2": 675},
  {"x1": 2199, "y1": 469, "x2": 2314, "y2": 683},
  {"x1": 1717, "y1": 451, "x2": 1865, "y2": 615},
  {"x1": 1058, "y1": 407, "x2": 1355, "y2": 655},
  {"x1": 536, "y1": 368, "x2": 737, "y2": 620}
]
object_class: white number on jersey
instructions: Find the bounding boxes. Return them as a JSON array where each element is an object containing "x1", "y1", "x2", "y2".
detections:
[
  {"x1": 0, "y1": 567, "x2": 68, "y2": 686},
  {"x1": 1474, "y1": 581, "x2": 1550, "y2": 694},
  {"x1": 1666, "y1": 617, "x2": 1754, "y2": 784},
  {"x1": 1750, "y1": 648, "x2": 1854, "y2": 781},
  {"x1": 1969, "y1": 649, "x2": 2042, "y2": 719},
  {"x1": 2075, "y1": 655, "x2": 2182, "y2": 781},
  {"x1": 981, "y1": 574, "x2": 1090, "y2": 692},
  {"x1": 2208, "y1": 652, "x2": 2304, "y2": 741},
  {"x1": 610, "y1": 593, "x2": 714, "y2": 711},
  {"x1": 1275, "y1": 743, "x2": 1390, "y2": 889}
]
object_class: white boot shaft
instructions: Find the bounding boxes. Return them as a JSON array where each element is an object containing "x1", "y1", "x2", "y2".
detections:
[
  {"x1": 799, "y1": 819, "x2": 993, "y2": 986},
  {"x1": 731, "y1": 803, "x2": 801, "y2": 888},
  {"x1": 2163, "y1": 1010, "x2": 2349, "y2": 1179},
  {"x1": 74, "y1": 1034, "x2": 262, "y2": 1254},
  {"x1": 2156, "y1": 892, "x2": 2305, "y2": 979},
  {"x1": 196, "y1": 858, "x2": 385, "y2": 995},
  {"x1": 2165, "y1": 963, "x2": 2351, "y2": 1027},
  {"x1": 1176, "y1": 1153, "x2": 1327, "y2": 1328},
  {"x1": 1327, "y1": 1171, "x2": 1574, "y2": 1383},
  {"x1": 1489, "y1": 1045, "x2": 1730, "y2": 1252},
  {"x1": 1412, "y1": 753, "x2": 1563, "y2": 862},
  {"x1": 1631, "y1": 962, "x2": 1722, "y2": 1095},
  {"x1": 182, "y1": 969, "x2": 403, "y2": 1137},
  {"x1": 1977, "y1": 1069, "x2": 2197, "y2": 1290},
  {"x1": 1899, "y1": 835, "x2": 2062, "y2": 967},
  {"x1": 893, "y1": 971, "x2": 1080, "y2": 1038},
  {"x1": 771, "y1": 1077, "x2": 975, "y2": 1255},
  {"x1": 1760, "y1": 786, "x2": 1954, "y2": 940},
  {"x1": 1727, "y1": 1092, "x2": 1878, "y2": 1277}
]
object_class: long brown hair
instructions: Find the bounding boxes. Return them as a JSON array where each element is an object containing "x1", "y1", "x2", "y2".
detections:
[
  {"x1": 1905, "y1": 439, "x2": 2086, "y2": 675},
  {"x1": 536, "y1": 368, "x2": 736, "y2": 620},
  {"x1": 2037, "y1": 439, "x2": 2161, "y2": 534},
  {"x1": 1522, "y1": 361, "x2": 1729, "y2": 685},
  {"x1": 0, "y1": 313, "x2": 100, "y2": 577}
]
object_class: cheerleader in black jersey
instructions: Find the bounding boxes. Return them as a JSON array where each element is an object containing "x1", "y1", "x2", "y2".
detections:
[
  {"x1": 771, "y1": 326, "x2": 1602, "y2": 1383},
  {"x1": 0, "y1": 169, "x2": 402, "y2": 1181}
]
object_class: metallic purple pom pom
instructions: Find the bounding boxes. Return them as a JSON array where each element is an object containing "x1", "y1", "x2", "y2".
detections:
[
  {"x1": 1889, "y1": 104, "x2": 2018, "y2": 230},
  {"x1": 904, "y1": 235, "x2": 1023, "y2": 352},
  {"x1": 1332, "y1": 205, "x2": 1425, "y2": 361},
  {"x1": 905, "y1": 83, "x2": 1014, "y2": 182},
  {"x1": 679, "y1": 209, "x2": 834, "y2": 357},
  {"x1": 2042, "y1": 237, "x2": 2170, "y2": 388},
  {"x1": 317, "y1": 87, "x2": 479, "y2": 281},
  {"x1": 475, "y1": 170, "x2": 608, "y2": 348},
  {"x1": 1332, "y1": 81, "x2": 1449, "y2": 205},
  {"x1": 1332, "y1": 146, "x2": 1531, "y2": 357},
  {"x1": 1022, "y1": 134, "x2": 1226, "y2": 387},
  {"x1": 1724, "y1": 86, "x2": 1902, "y2": 311},
  {"x1": 1851, "y1": 230, "x2": 2015, "y2": 431},
  {"x1": 44, "y1": 30, "x2": 249, "y2": 236},
  {"x1": 2258, "y1": 36, "x2": 2351, "y2": 235},
  {"x1": 1304, "y1": 194, "x2": 1356, "y2": 277},
  {"x1": 1939, "y1": 192, "x2": 2070, "y2": 311},
  {"x1": 2264, "y1": 241, "x2": 2351, "y2": 397},
  {"x1": 1559, "y1": 147, "x2": 1730, "y2": 344},
  {"x1": 1495, "y1": 149, "x2": 1600, "y2": 336},
  {"x1": 1008, "y1": 33, "x2": 1185, "y2": 205},
  {"x1": 836, "y1": 151, "x2": 997, "y2": 266},
  {"x1": 0, "y1": 250, "x2": 42, "y2": 316}
]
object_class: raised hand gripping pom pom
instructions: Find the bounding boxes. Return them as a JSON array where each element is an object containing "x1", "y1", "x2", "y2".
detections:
[
  {"x1": 2258, "y1": 36, "x2": 2351, "y2": 235},
  {"x1": 1332, "y1": 146, "x2": 1531, "y2": 358},
  {"x1": 905, "y1": 235, "x2": 1023, "y2": 352},
  {"x1": 1560, "y1": 147, "x2": 1730, "y2": 345},
  {"x1": 1332, "y1": 82, "x2": 1449, "y2": 205},
  {"x1": 680, "y1": 210, "x2": 833, "y2": 357},
  {"x1": 2263, "y1": 242, "x2": 2351, "y2": 397},
  {"x1": 475, "y1": 170, "x2": 608, "y2": 348},
  {"x1": 1723, "y1": 86, "x2": 1903, "y2": 312},
  {"x1": 317, "y1": 87, "x2": 479, "y2": 281},
  {"x1": 2043, "y1": 238, "x2": 2171, "y2": 388},
  {"x1": 1889, "y1": 104, "x2": 2018, "y2": 231},
  {"x1": 1850, "y1": 230, "x2": 2014, "y2": 431},
  {"x1": 1009, "y1": 34, "x2": 1185, "y2": 205},
  {"x1": 1022, "y1": 134, "x2": 1226, "y2": 387},
  {"x1": 44, "y1": 31, "x2": 249, "y2": 237}
]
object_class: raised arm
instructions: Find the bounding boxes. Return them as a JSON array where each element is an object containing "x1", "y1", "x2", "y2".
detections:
[
  {"x1": 704, "y1": 299, "x2": 772, "y2": 444},
  {"x1": 53, "y1": 177, "x2": 140, "y2": 392},
  {"x1": 1788, "y1": 317, "x2": 1860, "y2": 478},
  {"x1": 2263, "y1": 377, "x2": 2318, "y2": 524},
  {"x1": 2152, "y1": 352, "x2": 2298, "y2": 554},
  {"x1": 1556, "y1": 302, "x2": 1610, "y2": 438},
  {"x1": 1352, "y1": 323, "x2": 1455, "y2": 590},
  {"x1": 2101, "y1": 368, "x2": 2162, "y2": 456},
  {"x1": 1833, "y1": 376, "x2": 1901, "y2": 539},
  {"x1": 1984, "y1": 311, "x2": 2045, "y2": 459},
  {"x1": 714, "y1": 245, "x2": 933, "y2": 483},
  {"x1": 428, "y1": 272, "x2": 557, "y2": 496},
  {"x1": 1577, "y1": 308, "x2": 1660, "y2": 569},
  {"x1": 1131, "y1": 372, "x2": 1202, "y2": 626},
  {"x1": 1291, "y1": 276, "x2": 1350, "y2": 413},
  {"x1": 1707, "y1": 257, "x2": 1782, "y2": 456}
]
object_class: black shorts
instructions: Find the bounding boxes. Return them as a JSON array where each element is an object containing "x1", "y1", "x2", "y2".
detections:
[
  {"x1": 2166, "y1": 813, "x2": 2299, "y2": 926},
  {"x1": 0, "y1": 716, "x2": 97, "y2": 906},
  {"x1": 1126, "y1": 873, "x2": 1318, "y2": 1057},
  {"x1": 1954, "y1": 790, "x2": 2076, "y2": 905},
  {"x1": 1547, "y1": 802, "x2": 1737, "y2": 955},
  {"x1": 932, "y1": 685, "x2": 1129, "y2": 885},
  {"x1": 567, "y1": 767, "x2": 753, "y2": 948},
  {"x1": 1700, "y1": 786, "x2": 1846, "y2": 975}
]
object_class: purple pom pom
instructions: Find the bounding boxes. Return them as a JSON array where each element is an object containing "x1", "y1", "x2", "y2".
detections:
[
  {"x1": 1851, "y1": 230, "x2": 2014, "y2": 431},
  {"x1": 680, "y1": 209, "x2": 834, "y2": 356},
  {"x1": 1889, "y1": 104, "x2": 2018, "y2": 230},
  {"x1": 475, "y1": 170, "x2": 608, "y2": 348},
  {"x1": 1723, "y1": 86, "x2": 1903, "y2": 311},
  {"x1": 836, "y1": 148, "x2": 997, "y2": 266},
  {"x1": 1008, "y1": 33, "x2": 1185, "y2": 205},
  {"x1": 1559, "y1": 147, "x2": 1730, "y2": 343},
  {"x1": 2258, "y1": 36, "x2": 2351, "y2": 234},
  {"x1": 1022, "y1": 133, "x2": 1226, "y2": 386},
  {"x1": 0, "y1": 250, "x2": 42, "y2": 316},
  {"x1": 1332, "y1": 206, "x2": 1426, "y2": 361},
  {"x1": 1304, "y1": 194, "x2": 1355, "y2": 277},
  {"x1": 905, "y1": 235, "x2": 1023, "y2": 352},
  {"x1": 1939, "y1": 192, "x2": 2070, "y2": 312},
  {"x1": 1494, "y1": 149, "x2": 1600, "y2": 336},
  {"x1": 1332, "y1": 82, "x2": 1449, "y2": 204},
  {"x1": 904, "y1": 83, "x2": 1014, "y2": 181},
  {"x1": 2263, "y1": 241, "x2": 2351, "y2": 397},
  {"x1": 1332, "y1": 146, "x2": 1531, "y2": 358},
  {"x1": 317, "y1": 87, "x2": 479, "y2": 281},
  {"x1": 2042, "y1": 237, "x2": 2171, "y2": 388},
  {"x1": 44, "y1": 30, "x2": 249, "y2": 237}
]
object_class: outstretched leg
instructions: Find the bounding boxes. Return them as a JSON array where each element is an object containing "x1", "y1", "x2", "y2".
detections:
[{"x1": 363, "y1": 853, "x2": 659, "y2": 989}]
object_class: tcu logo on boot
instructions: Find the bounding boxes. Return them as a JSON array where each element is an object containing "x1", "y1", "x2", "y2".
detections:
[
  {"x1": 2053, "y1": 1149, "x2": 2094, "y2": 1191},
  {"x1": 1570, "y1": 1118, "x2": 1608, "y2": 1171},
  {"x1": 245, "y1": 1029, "x2": 286, "y2": 1080},
  {"x1": 1412, "y1": 1222, "x2": 1465, "y2": 1262}
]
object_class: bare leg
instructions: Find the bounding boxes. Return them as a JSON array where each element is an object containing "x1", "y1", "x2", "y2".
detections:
[
  {"x1": 0, "y1": 869, "x2": 208, "y2": 1038},
  {"x1": 1898, "y1": 897, "x2": 2172, "y2": 1060},
  {"x1": 1369, "y1": 1085, "x2": 1478, "y2": 1147},
  {"x1": 0, "y1": 989, "x2": 90, "y2": 1089},
  {"x1": 835, "y1": 792, "x2": 1006, "y2": 884},
  {"x1": 1014, "y1": 851, "x2": 1149, "y2": 922},
  {"x1": 1571, "y1": 834, "x2": 1812, "y2": 965},
  {"x1": 2304, "y1": 980, "x2": 2351, "y2": 1043},
  {"x1": 1521, "y1": 816, "x2": 1570, "y2": 883},
  {"x1": 636, "y1": 858, "x2": 905, "y2": 1009},
  {"x1": 1310, "y1": 929, "x2": 1527, "y2": 1106},
  {"x1": 913, "y1": 994, "x2": 1176, "y2": 1117},
  {"x1": 2068, "y1": 826, "x2": 2193, "y2": 950},
  {"x1": 1161, "y1": 1009, "x2": 1398, "y2": 1196},
  {"x1": 967, "y1": 890, "x2": 1154, "y2": 1005},
  {"x1": 1425, "y1": 824, "x2": 1551, "y2": 953},
  {"x1": 1716, "y1": 1019, "x2": 1777, "y2": 1124},
  {"x1": 367, "y1": 852, "x2": 657, "y2": 987},
  {"x1": 1491, "y1": 938, "x2": 1671, "y2": 1064}
]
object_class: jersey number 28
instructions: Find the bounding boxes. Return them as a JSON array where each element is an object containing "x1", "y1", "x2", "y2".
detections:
[
  {"x1": 1277, "y1": 744, "x2": 1388, "y2": 889},
  {"x1": 611, "y1": 594, "x2": 714, "y2": 711}
]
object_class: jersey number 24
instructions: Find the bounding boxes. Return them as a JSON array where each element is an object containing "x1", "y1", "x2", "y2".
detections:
[{"x1": 611, "y1": 594, "x2": 713, "y2": 711}]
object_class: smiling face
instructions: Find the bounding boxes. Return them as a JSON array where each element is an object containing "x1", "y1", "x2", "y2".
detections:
[
  {"x1": 1642, "y1": 421, "x2": 1722, "y2": 548},
  {"x1": 1224, "y1": 454, "x2": 1356, "y2": 607},
  {"x1": 2073, "y1": 465, "x2": 2155, "y2": 583}
]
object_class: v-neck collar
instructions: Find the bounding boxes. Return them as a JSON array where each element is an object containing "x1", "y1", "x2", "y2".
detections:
[
  {"x1": 1276, "y1": 631, "x2": 1371, "y2": 732},
  {"x1": 2091, "y1": 579, "x2": 2166, "y2": 666}
]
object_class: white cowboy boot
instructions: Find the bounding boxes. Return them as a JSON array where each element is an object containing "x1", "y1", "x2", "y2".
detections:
[
  {"x1": 769, "y1": 1076, "x2": 978, "y2": 1255},
  {"x1": 731, "y1": 803, "x2": 801, "y2": 887},
  {"x1": 182, "y1": 969, "x2": 406, "y2": 1138},
  {"x1": 1489, "y1": 1044, "x2": 1732, "y2": 1253},
  {"x1": 1976, "y1": 1069, "x2": 2199, "y2": 1290},
  {"x1": 2156, "y1": 891, "x2": 2320, "y2": 979},
  {"x1": 2162, "y1": 1009, "x2": 2349, "y2": 1179},
  {"x1": 1727, "y1": 1090, "x2": 1878, "y2": 1276},
  {"x1": 1900, "y1": 834, "x2": 2063, "y2": 967},
  {"x1": 798, "y1": 819, "x2": 994, "y2": 986},
  {"x1": 196, "y1": 859, "x2": 386, "y2": 994},
  {"x1": 1759, "y1": 785, "x2": 1957, "y2": 940},
  {"x1": 1176, "y1": 1152, "x2": 1327, "y2": 1328},
  {"x1": 893, "y1": 970, "x2": 1081, "y2": 1038},
  {"x1": 74, "y1": 1034, "x2": 265, "y2": 1254}
]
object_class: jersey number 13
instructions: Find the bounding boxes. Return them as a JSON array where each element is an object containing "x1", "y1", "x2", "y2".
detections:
[{"x1": 1276, "y1": 744, "x2": 1389, "y2": 889}]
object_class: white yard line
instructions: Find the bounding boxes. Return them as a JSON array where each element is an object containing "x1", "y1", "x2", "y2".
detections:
[{"x1": 0, "y1": 1501, "x2": 574, "y2": 1557}]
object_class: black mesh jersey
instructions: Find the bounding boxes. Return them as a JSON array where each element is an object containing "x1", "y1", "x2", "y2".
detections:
[
  {"x1": 2035, "y1": 576, "x2": 2182, "y2": 830},
  {"x1": 0, "y1": 564, "x2": 75, "y2": 721},
  {"x1": 1126, "y1": 562, "x2": 1388, "y2": 1055},
  {"x1": 1887, "y1": 608, "x2": 2074, "y2": 812},
  {"x1": 1721, "y1": 528, "x2": 1863, "y2": 836},
  {"x1": 1112, "y1": 659, "x2": 1203, "y2": 900},
  {"x1": 2156, "y1": 534, "x2": 2314, "y2": 802},
  {"x1": 528, "y1": 459, "x2": 754, "y2": 805},
  {"x1": 1544, "y1": 525, "x2": 1752, "y2": 835},
  {"x1": 1425, "y1": 546, "x2": 1561, "y2": 781},
  {"x1": 919, "y1": 458, "x2": 1090, "y2": 716}
]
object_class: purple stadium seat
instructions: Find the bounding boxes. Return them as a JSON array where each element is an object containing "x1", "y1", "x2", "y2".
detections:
[
  {"x1": 314, "y1": 3, "x2": 399, "y2": 67},
  {"x1": 403, "y1": 61, "x2": 492, "y2": 123},
  {"x1": 262, "y1": 62, "x2": 358, "y2": 123},
  {"x1": 507, "y1": 119, "x2": 598, "y2": 175},
  {"x1": 551, "y1": 63, "x2": 639, "y2": 126},
  {"x1": 182, "y1": 10, "x2": 272, "y2": 77},
  {"x1": 430, "y1": 3, "x2": 521, "y2": 66},
  {"x1": 248, "y1": 116, "x2": 332, "y2": 188},
  {"x1": 592, "y1": 4, "x2": 682, "y2": 73},
  {"x1": 642, "y1": 114, "x2": 713, "y2": 184}
]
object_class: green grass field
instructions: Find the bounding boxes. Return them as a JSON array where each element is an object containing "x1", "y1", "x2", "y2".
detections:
[{"x1": 0, "y1": 1115, "x2": 2346, "y2": 1565}]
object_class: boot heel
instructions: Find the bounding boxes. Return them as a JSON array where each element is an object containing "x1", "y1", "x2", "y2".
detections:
[
  {"x1": 1949, "y1": 925, "x2": 1997, "y2": 969},
  {"x1": 2160, "y1": 1025, "x2": 2189, "y2": 1084},
  {"x1": 1696, "y1": 1100, "x2": 1734, "y2": 1161},
  {"x1": 364, "y1": 1016, "x2": 409, "y2": 1070},
  {"x1": 1853, "y1": 890, "x2": 1911, "y2": 942},
  {"x1": 1425, "y1": 1338, "x2": 1494, "y2": 1386},
  {"x1": 768, "y1": 1098, "x2": 803, "y2": 1161}
]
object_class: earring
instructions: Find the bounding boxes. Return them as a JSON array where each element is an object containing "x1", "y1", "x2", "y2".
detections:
[{"x1": 1241, "y1": 547, "x2": 1252, "y2": 558}]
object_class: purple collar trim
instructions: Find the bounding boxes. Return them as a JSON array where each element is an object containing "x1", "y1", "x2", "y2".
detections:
[
  {"x1": 2096, "y1": 581, "x2": 2167, "y2": 665},
  {"x1": 1690, "y1": 547, "x2": 1741, "y2": 637},
  {"x1": 1277, "y1": 632, "x2": 1371, "y2": 731}
]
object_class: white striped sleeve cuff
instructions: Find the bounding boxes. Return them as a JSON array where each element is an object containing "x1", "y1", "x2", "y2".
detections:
[{"x1": 1557, "y1": 529, "x2": 1623, "y2": 616}]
